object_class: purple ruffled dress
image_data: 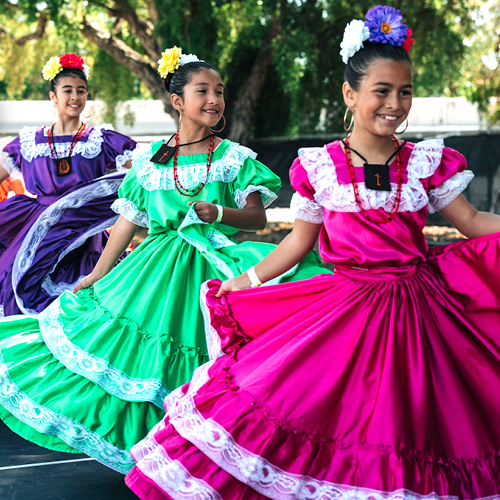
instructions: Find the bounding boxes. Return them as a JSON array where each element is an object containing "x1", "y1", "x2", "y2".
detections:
[
  {"x1": 126, "y1": 139, "x2": 500, "y2": 499},
  {"x1": 0, "y1": 124, "x2": 136, "y2": 316}
]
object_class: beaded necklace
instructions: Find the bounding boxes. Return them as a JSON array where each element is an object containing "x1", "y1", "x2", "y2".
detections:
[
  {"x1": 343, "y1": 134, "x2": 404, "y2": 224},
  {"x1": 47, "y1": 123, "x2": 86, "y2": 176},
  {"x1": 173, "y1": 131, "x2": 216, "y2": 196}
]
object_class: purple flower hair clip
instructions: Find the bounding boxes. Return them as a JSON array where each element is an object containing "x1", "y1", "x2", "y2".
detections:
[
  {"x1": 365, "y1": 5, "x2": 408, "y2": 46},
  {"x1": 339, "y1": 5, "x2": 414, "y2": 64}
]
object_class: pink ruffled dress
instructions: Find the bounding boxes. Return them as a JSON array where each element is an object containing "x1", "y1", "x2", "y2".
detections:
[{"x1": 125, "y1": 139, "x2": 500, "y2": 499}]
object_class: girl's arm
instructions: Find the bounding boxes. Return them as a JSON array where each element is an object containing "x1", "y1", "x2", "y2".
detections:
[
  {"x1": 216, "y1": 219, "x2": 321, "y2": 296},
  {"x1": 0, "y1": 166, "x2": 10, "y2": 184},
  {"x1": 73, "y1": 215, "x2": 138, "y2": 292},
  {"x1": 439, "y1": 194, "x2": 500, "y2": 238},
  {"x1": 188, "y1": 191, "x2": 267, "y2": 230}
]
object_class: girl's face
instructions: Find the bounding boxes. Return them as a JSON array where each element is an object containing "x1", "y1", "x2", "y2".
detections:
[
  {"x1": 50, "y1": 76, "x2": 88, "y2": 121},
  {"x1": 172, "y1": 69, "x2": 225, "y2": 129},
  {"x1": 343, "y1": 59, "x2": 413, "y2": 138}
]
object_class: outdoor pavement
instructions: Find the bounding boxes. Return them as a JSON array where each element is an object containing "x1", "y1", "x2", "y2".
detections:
[{"x1": 0, "y1": 421, "x2": 137, "y2": 500}]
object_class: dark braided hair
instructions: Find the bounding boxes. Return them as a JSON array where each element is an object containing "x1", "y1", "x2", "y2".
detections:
[
  {"x1": 50, "y1": 68, "x2": 88, "y2": 93},
  {"x1": 163, "y1": 61, "x2": 220, "y2": 97},
  {"x1": 345, "y1": 42, "x2": 413, "y2": 91}
]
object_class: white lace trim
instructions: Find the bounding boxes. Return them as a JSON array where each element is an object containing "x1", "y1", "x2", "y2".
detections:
[
  {"x1": 0, "y1": 346, "x2": 134, "y2": 474},
  {"x1": 234, "y1": 185, "x2": 277, "y2": 209},
  {"x1": 115, "y1": 149, "x2": 134, "y2": 172},
  {"x1": 0, "y1": 151, "x2": 22, "y2": 179},
  {"x1": 428, "y1": 170, "x2": 474, "y2": 213},
  {"x1": 133, "y1": 440, "x2": 223, "y2": 500},
  {"x1": 299, "y1": 139, "x2": 445, "y2": 214},
  {"x1": 200, "y1": 282, "x2": 224, "y2": 361},
  {"x1": 134, "y1": 393, "x2": 466, "y2": 500},
  {"x1": 11, "y1": 172, "x2": 124, "y2": 315},
  {"x1": 0, "y1": 305, "x2": 3, "y2": 318},
  {"x1": 19, "y1": 124, "x2": 114, "y2": 162},
  {"x1": 290, "y1": 192, "x2": 324, "y2": 224},
  {"x1": 111, "y1": 198, "x2": 150, "y2": 228},
  {"x1": 39, "y1": 298, "x2": 169, "y2": 408},
  {"x1": 41, "y1": 218, "x2": 118, "y2": 298},
  {"x1": 134, "y1": 141, "x2": 258, "y2": 192}
]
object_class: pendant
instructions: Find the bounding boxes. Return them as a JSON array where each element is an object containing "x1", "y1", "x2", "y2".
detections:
[
  {"x1": 151, "y1": 144, "x2": 176, "y2": 165},
  {"x1": 364, "y1": 164, "x2": 391, "y2": 191},
  {"x1": 56, "y1": 157, "x2": 72, "y2": 176}
]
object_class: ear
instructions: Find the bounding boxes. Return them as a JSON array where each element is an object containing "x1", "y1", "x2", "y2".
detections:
[
  {"x1": 170, "y1": 93, "x2": 183, "y2": 113},
  {"x1": 342, "y1": 82, "x2": 356, "y2": 111},
  {"x1": 49, "y1": 91, "x2": 57, "y2": 105}
]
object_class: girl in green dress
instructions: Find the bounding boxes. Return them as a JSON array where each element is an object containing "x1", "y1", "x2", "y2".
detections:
[{"x1": 0, "y1": 47, "x2": 328, "y2": 473}]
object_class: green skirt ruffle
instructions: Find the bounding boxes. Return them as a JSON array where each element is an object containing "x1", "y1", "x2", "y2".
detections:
[{"x1": 0, "y1": 226, "x2": 329, "y2": 473}]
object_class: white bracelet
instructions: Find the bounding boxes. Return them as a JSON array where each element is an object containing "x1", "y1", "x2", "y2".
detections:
[
  {"x1": 247, "y1": 266, "x2": 262, "y2": 288},
  {"x1": 215, "y1": 204, "x2": 223, "y2": 223}
]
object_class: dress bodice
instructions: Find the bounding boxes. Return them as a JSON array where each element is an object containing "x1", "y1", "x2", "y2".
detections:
[
  {"x1": 290, "y1": 139, "x2": 472, "y2": 268},
  {"x1": 0, "y1": 125, "x2": 136, "y2": 197},
  {"x1": 115, "y1": 139, "x2": 281, "y2": 236}
]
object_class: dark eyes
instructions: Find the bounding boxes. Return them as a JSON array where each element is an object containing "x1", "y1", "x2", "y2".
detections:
[{"x1": 375, "y1": 88, "x2": 412, "y2": 96}]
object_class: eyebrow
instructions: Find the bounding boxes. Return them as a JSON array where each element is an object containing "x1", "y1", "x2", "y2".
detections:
[
  {"x1": 195, "y1": 82, "x2": 224, "y2": 87},
  {"x1": 373, "y1": 82, "x2": 413, "y2": 88},
  {"x1": 62, "y1": 85, "x2": 87, "y2": 89}
]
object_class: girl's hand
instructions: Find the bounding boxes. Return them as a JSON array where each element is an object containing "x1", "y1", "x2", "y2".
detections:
[
  {"x1": 188, "y1": 201, "x2": 219, "y2": 223},
  {"x1": 216, "y1": 272, "x2": 252, "y2": 297},
  {"x1": 73, "y1": 274, "x2": 98, "y2": 293}
]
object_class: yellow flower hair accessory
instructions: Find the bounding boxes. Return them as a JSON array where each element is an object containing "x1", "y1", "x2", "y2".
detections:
[
  {"x1": 157, "y1": 46, "x2": 200, "y2": 79},
  {"x1": 42, "y1": 56, "x2": 63, "y2": 81}
]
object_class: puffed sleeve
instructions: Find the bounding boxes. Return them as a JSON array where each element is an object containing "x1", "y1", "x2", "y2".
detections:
[
  {"x1": 1, "y1": 136, "x2": 22, "y2": 180},
  {"x1": 101, "y1": 128, "x2": 137, "y2": 172},
  {"x1": 231, "y1": 148, "x2": 281, "y2": 209},
  {"x1": 289, "y1": 156, "x2": 324, "y2": 224},
  {"x1": 427, "y1": 147, "x2": 474, "y2": 213},
  {"x1": 110, "y1": 152, "x2": 149, "y2": 228}
]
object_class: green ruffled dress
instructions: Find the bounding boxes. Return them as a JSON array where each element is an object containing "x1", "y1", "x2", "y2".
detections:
[{"x1": 0, "y1": 139, "x2": 329, "y2": 473}]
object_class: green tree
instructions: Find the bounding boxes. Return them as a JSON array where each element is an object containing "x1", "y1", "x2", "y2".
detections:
[{"x1": 0, "y1": 0, "x2": 480, "y2": 142}]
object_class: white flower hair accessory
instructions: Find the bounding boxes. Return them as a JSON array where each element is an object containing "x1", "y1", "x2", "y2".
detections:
[
  {"x1": 179, "y1": 53, "x2": 200, "y2": 65},
  {"x1": 340, "y1": 20, "x2": 370, "y2": 64}
]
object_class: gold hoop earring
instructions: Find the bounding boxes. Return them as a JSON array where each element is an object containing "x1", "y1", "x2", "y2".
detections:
[
  {"x1": 395, "y1": 118, "x2": 408, "y2": 135},
  {"x1": 211, "y1": 115, "x2": 226, "y2": 133},
  {"x1": 343, "y1": 107, "x2": 354, "y2": 132},
  {"x1": 82, "y1": 105, "x2": 93, "y2": 119}
]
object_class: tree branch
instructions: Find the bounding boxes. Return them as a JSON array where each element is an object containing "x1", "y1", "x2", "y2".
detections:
[
  {"x1": 14, "y1": 14, "x2": 48, "y2": 45},
  {"x1": 108, "y1": 0, "x2": 160, "y2": 61},
  {"x1": 81, "y1": 17, "x2": 173, "y2": 115}
]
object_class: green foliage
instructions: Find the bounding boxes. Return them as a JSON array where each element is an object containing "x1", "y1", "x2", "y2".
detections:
[{"x1": 0, "y1": 0, "x2": 494, "y2": 134}]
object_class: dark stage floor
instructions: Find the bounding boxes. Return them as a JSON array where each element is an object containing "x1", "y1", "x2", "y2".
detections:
[{"x1": 0, "y1": 422, "x2": 137, "y2": 500}]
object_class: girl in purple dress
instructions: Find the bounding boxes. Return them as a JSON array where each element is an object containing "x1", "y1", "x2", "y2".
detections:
[
  {"x1": 0, "y1": 53, "x2": 136, "y2": 317},
  {"x1": 125, "y1": 6, "x2": 500, "y2": 499}
]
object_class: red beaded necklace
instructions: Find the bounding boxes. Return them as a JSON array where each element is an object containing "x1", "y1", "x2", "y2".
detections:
[
  {"x1": 343, "y1": 134, "x2": 404, "y2": 224},
  {"x1": 173, "y1": 130, "x2": 216, "y2": 196},
  {"x1": 47, "y1": 122, "x2": 86, "y2": 159}
]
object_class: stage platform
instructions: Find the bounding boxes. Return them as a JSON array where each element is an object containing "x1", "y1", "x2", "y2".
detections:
[{"x1": 0, "y1": 421, "x2": 137, "y2": 500}]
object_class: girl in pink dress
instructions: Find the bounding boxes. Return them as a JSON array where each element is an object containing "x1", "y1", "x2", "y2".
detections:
[{"x1": 125, "y1": 6, "x2": 500, "y2": 499}]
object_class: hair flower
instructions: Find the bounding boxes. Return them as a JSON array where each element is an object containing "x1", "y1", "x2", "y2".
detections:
[
  {"x1": 402, "y1": 28, "x2": 415, "y2": 53},
  {"x1": 42, "y1": 53, "x2": 89, "y2": 81},
  {"x1": 365, "y1": 5, "x2": 408, "y2": 46},
  {"x1": 157, "y1": 46, "x2": 182, "y2": 78},
  {"x1": 179, "y1": 53, "x2": 200, "y2": 65},
  {"x1": 340, "y1": 20, "x2": 370, "y2": 64},
  {"x1": 42, "y1": 56, "x2": 63, "y2": 81},
  {"x1": 59, "y1": 53, "x2": 85, "y2": 70}
]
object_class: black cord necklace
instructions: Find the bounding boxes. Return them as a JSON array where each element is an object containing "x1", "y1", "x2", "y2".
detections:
[{"x1": 151, "y1": 133, "x2": 214, "y2": 165}]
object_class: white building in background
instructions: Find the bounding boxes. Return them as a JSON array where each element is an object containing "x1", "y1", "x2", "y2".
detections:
[{"x1": 0, "y1": 97, "x2": 491, "y2": 141}]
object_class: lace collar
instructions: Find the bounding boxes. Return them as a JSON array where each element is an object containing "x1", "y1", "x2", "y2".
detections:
[
  {"x1": 298, "y1": 139, "x2": 445, "y2": 213},
  {"x1": 133, "y1": 139, "x2": 258, "y2": 192},
  {"x1": 19, "y1": 124, "x2": 114, "y2": 162}
]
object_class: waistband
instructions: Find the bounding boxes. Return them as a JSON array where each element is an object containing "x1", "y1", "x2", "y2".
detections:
[{"x1": 335, "y1": 264, "x2": 419, "y2": 282}]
